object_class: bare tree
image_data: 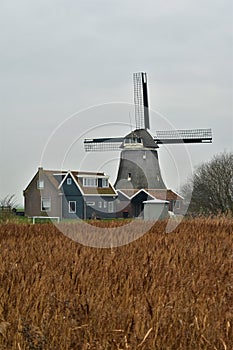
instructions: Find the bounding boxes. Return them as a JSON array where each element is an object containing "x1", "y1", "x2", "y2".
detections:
[
  {"x1": 0, "y1": 194, "x2": 19, "y2": 221},
  {"x1": 0, "y1": 194, "x2": 18, "y2": 209},
  {"x1": 181, "y1": 152, "x2": 233, "y2": 216}
]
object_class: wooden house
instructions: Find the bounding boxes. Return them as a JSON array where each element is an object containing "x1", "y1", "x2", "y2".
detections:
[{"x1": 23, "y1": 167, "x2": 117, "y2": 220}]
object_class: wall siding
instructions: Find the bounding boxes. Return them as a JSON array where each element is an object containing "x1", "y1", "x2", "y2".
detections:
[{"x1": 24, "y1": 172, "x2": 61, "y2": 218}]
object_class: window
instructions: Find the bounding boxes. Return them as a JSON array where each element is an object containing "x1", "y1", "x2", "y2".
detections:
[
  {"x1": 98, "y1": 201, "x2": 102, "y2": 208},
  {"x1": 69, "y1": 201, "x2": 76, "y2": 213},
  {"x1": 102, "y1": 179, "x2": 109, "y2": 187},
  {"x1": 67, "y1": 178, "x2": 72, "y2": 185},
  {"x1": 83, "y1": 178, "x2": 98, "y2": 187},
  {"x1": 108, "y1": 202, "x2": 114, "y2": 213},
  {"x1": 37, "y1": 180, "x2": 44, "y2": 189},
  {"x1": 124, "y1": 137, "x2": 142, "y2": 144},
  {"x1": 41, "y1": 197, "x2": 51, "y2": 211},
  {"x1": 103, "y1": 202, "x2": 107, "y2": 209}
]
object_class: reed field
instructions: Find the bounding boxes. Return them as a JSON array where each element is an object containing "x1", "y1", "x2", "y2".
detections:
[{"x1": 0, "y1": 217, "x2": 232, "y2": 349}]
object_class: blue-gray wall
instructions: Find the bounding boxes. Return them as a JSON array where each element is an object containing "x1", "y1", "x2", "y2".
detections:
[
  {"x1": 61, "y1": 175, "x2": 84, "y2": 219},
  {"x1": 61, "y1": 175, "x2": 117, "y2": 219}
]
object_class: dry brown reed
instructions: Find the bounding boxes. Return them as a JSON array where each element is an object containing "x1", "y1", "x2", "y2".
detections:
[{"x1": 0, "y1": 217, "x2": 232, "y2": 349}]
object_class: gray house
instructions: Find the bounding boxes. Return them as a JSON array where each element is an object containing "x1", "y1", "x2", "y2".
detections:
[{"x1": 23, "y1": 168, "x2": 117, "y2": 220}]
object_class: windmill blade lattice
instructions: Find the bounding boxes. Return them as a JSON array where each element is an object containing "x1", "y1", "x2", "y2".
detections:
[
  {"x1": 154, "y1": 128, "x2": 212, "y2": 144},
  {"x1": 83, "y1": 73, "x2": 212, "y2": 155},
  {"x1": 84, "y1": 137, "x2": 124, "y2": 151},
  {"x1": 133, "y1": 72, "x2": 150, "y2": 130}
]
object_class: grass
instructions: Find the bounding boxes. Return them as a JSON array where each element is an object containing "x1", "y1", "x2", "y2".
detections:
[{"x1": 0, "y1": 216, "x2": 232, "y2": 349}]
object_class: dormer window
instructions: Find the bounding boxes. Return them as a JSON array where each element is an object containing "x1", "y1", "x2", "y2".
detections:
[
  {"x1": 83, "y1": 178, "x2": 98, "y2": 187},
  {"x1": 102, "y1": 178, "x2": 109, "y2": 187},
  {"x1": 37, "y1": 180, "x2": 44, "y2": 189}
]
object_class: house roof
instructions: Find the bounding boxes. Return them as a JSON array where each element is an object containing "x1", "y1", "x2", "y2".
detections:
[
  {"x1": 24, "y1": 168, "x2": 117, "y2": 196},
  {"x1": 23, "y1": 168, "x2": 64, "y2": 193},
  {"x1": 146, "y1": 189, "x2": 183, "y2": 200},
  {"x1": 117, "y1": 188, "x2": 183, "y2": 201},
  {"x1": 71, "y1": 171, "x2": 117, "y2": 196},
  {"x1": 42, "y1": 170, "x2": 65, "y2": 190}
]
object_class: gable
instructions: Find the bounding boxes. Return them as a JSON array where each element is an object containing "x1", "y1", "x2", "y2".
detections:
[
  {"x1": 131, "y1": 190, "x2": 154, "y2": 203},
  {"x1": 23, "y1": 168, "x2": 61, "y2": 195},
  {"x1": 59, "y1": 173, "x2": 82, "y2": 196}
]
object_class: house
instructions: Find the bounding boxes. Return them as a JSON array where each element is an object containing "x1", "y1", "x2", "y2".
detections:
[
  {"x1": 23, "y1": 167, "x2": 117, "y2": 220},
  {"x1": 115, "y1": 188, "x2": 183, "y2": 218}
]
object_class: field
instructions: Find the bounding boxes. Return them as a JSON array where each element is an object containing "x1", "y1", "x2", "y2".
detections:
[{"x1": 0, "y1": 217, "x2": 232, "y2": 349}]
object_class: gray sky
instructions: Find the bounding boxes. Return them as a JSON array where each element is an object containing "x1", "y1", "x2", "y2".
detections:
[{"x1": 0, "y1": 0, "x2": 232, "y2": 206}]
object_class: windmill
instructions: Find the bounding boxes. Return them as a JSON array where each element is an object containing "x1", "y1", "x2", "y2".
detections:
[{"x1": 84, "y1": 72, "x2": 212, "y2": 190}]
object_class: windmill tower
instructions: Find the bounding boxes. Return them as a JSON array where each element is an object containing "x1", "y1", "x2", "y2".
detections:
[{"x1": 84, "y1": 72, "x2": 212, "y2": 191}]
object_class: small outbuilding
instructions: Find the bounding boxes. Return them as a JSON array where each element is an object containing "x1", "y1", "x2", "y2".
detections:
[{"x1": 143, "y1": 199, "x2": 169, "y2": 220}]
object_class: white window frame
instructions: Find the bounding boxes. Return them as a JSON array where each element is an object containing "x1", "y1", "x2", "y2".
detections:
[
  {"x1": 86, "y1": 201, "x2": 95, "y2": 206},
  {"x1": 83, "y1": 178, "x2": 98, "y2": 187},
  {"x1": 108, "y1": 201, "x2": 114, "y2": 213},
  {"x1": 69, "y1": 201, "x2": 76, "y2": 213},
  {"x1": 37, "y1": 180, "x2": 44, "y2": 189},
  {"x1": 67, "y1": 178, "x2": 72, "y2": 185},
  {"x1": 102, "y1": 178, "x2": 109, "y2": 187},
  {"x1": 98, "y1": 201, "x2": 102, "y2": 208},
  {"x1": 103, "y1": 202, "x2": 107, "y2": 209},
  {"x1": 41, "y1": 197, "x2": 51, "y2": 211}
]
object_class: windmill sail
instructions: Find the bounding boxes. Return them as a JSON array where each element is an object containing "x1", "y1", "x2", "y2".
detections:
[
  {"x1": 154, "y1": 128, "x2": 212, "y2": 144},
  {"x1": 84, "y1": 137, "x2": 124, "y2": 151},
  {"x1": 84, "y1": 128, "x2": 212, "y2": 151},
  {"x1": 133, "y1": 72, "x2": 150, "y2": 130},
  {"x1": 84, "y1": 73, "x2": 212, "y2": 153}
]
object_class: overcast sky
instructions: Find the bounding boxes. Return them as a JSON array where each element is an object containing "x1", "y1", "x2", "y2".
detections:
[{"x1": 0, "y1": 0, "x2": 232, "y2": 205}]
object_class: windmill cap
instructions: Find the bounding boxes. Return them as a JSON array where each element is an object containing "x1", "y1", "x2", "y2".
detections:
[{"x1": 123, "y1": 129, "x2": 158, "y2": 149}]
